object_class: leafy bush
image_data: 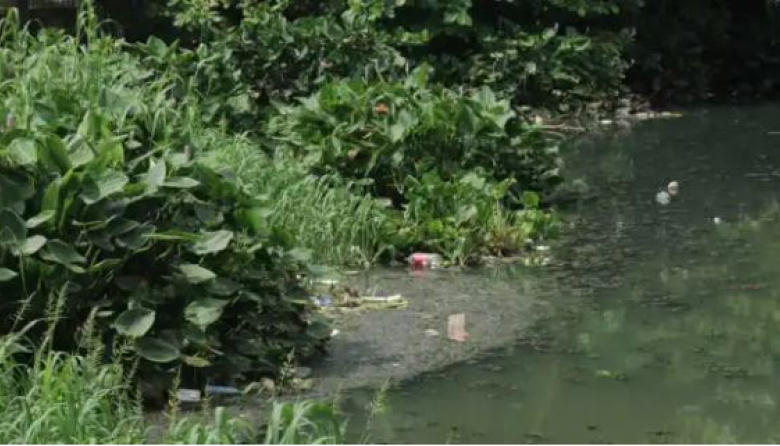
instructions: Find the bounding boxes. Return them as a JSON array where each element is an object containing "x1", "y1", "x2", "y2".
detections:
[
  {"x1": 367, "y1": 0, "x2": 634, "y2": 114},
  {"x1": 0, "y1": 8, "x2": 326, "y2": 389},
  {"x1": 395, "y1": 171, "x2": 559, "y2": 264},
  {"x1": 166, "y1": 0, "x2": 405, "y2": 112},
  {"x1": 267, "y1": 72, "x2": 562, "y2": 203},
  {"x1": 467, "y1": 25, "x2": 631, "y2": 114},
  {"x1": 135, "y1": 35, "x2": 255, "y2": 131}
]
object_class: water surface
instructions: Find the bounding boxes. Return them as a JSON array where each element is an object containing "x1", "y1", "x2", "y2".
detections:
[{"x1": 343, "y1": 105, "x2": 780, "y2": 443}]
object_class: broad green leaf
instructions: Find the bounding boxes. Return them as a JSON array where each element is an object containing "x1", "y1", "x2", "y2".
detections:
[
  {"x1": 0, "y1": 209, "x2": 26, "y2": 241},
  {"x1": 8, "y1": 138, "x2": 37, "y2": 166},
  {"x1": 67, "y1": 137, "x2": 95, "y2": 167},
  {"x1": 113, "y1": 308, "x2": 155, "y2": 338},
  {"x1": 178, "y1": 263, "x2": 217, "y2": 284},
  {"x1": 96, "y1": 137, "x2": 125, "y2": 167},
  {"x1": 115, "y1": 224, "x2": 152, "y2": 250},
  {"x1": 147, "y1": 230, "x2": 199, "y2": 241},
  {"x1": 191, "y1": 230, "x2": 233, "y2": 255},
  {"x1": 389, "y1": 123, "x2": 405, "y2": 143},
  {"x1": 404, "y1": 64, "x2": 431, "y2": 89},
  {"x1": 135, "y1": 337, "x2": 180, "y2": 363},
  {"x1": 40, "y1": 239, "x2": 87, "y2": 265},
  {"x1": 38, "y1": 135, "x2": 71, "y2": 172},
  {"x1": 144, "y1": 159, "x2": 166, "y2": 188},
  {"x1": 183, "y1": 356, "x2": 211, "y2": 368},
  {"x1": 0, "y1": 268, "x2": 18, "y2": 282},
  {"x1": 184, "y1": 324, "x2": 208, "y2": 345},
  {"x1": 41, "y1": 178, "x2": 61, "y2": 214},
  {"x1": 105, "y1": 218, "x2": 140, "y2": 237},
  {"x1": 77, "y1": 109, "x2": 97, "y2": 139},
  {"x1": 185, "y1": 298, "x2": 228, "y2": 327},
  {"x1": 82, "y1": 170, "x2": 128, "y2": 204},
  {"x1": 12, "y1": 235, "x2": 47, "y2": 256},
  {"x1": 163, "y1": 177, "x2": 200, "y2": 189},
  {"x1": 26, "y1": 210, "x2": 55, "y2": 228},
  {"x1": 88, "y1": 258, "x2": 122, "y2": 272},
  {"x1": 0, "y1": 173, "x2": 35, "y2": 205},
  {"x1": 208, "y1": 278, "x2": 241, "y2": 296}
]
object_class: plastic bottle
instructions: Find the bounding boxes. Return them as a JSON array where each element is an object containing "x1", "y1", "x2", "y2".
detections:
[{"x1": 408, "y1": 253, "x2": 443, "y2": 269}]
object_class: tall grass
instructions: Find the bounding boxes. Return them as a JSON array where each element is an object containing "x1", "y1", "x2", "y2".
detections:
[
  {"x1": 0, "y1": 331, "x2": 347, "y2": 444},
  {"x1": 203, "y1": 131, "x2": 391, "y2": 267},
  {"x1": 0, "y1": 325, "x2": 147, "y2": 444}
]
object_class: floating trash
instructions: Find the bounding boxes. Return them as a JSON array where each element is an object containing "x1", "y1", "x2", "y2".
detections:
[
  {"x1": 447, "y1": 313, "x2": 468, "y2": 342},
  {"x1": 667, "y1": 180, "x2": 680, "y2": 196},
  {"x1": 713, "y1": 216, "x2": 723, "y2": 225},
  {"x1": 177, "y1": 388, "x2": 201, "y2": 403},
  {"x1": 315, "y1": 278, "x2": 340, "y2": 286},
  {"x1": 361, "y1": 294, "x2": 403, "y2": 303},
  {"x1": 310, "y1": 295, "x2": 333, "y2": 308},
  {"x1": 425, "y1": 329, "x2": 440, "y2": 337},
  {"x1": 205, "y1": 385, "x2": 241, "y2": 397},
  {"x1": 655, "y1": 190, "x2": 671, "y2": 205},
  {"x1": 358, "y1": 294, "x2": 408, "y2": 310},
  {"x1": 408, "y1": 253, "x2": 443, "y2": 269}
]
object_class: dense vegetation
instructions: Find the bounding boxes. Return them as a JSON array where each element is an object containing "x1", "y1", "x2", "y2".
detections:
[{"x1": 2, "y1": 0, "x2": 780, "y2": 440}]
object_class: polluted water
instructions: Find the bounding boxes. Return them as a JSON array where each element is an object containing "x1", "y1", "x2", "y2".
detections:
[{"x1": 340, "y1": 106, "x2": 780, "y2": 443}]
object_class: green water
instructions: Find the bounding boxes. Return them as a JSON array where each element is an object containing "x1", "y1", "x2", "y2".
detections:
[{"x1": 345, "y1": 105, "x2": 780, "y2": 443}]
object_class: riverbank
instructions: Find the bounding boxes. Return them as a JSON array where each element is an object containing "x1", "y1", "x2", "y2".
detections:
[{"x1": 308, "y1": 267, "x2": 557, "y2": 393}]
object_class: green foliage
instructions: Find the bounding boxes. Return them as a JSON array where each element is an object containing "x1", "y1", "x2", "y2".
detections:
[
  {"x1": 263, "y1": 400, "x2": 345, "y2": 444},
  {"x1": 395, "y1": 171, "x2": 559, "y2": 264},
  {"x1": 366, "y1": 0, "x2": 634, "y2": 114},
  {"x1": 0, "y1": 343, "x2": 147, "y2": 443},
  {"x1": 166, "y1": 0, "x2": 405, "y2": 112},
  {"x1": 467, "y1": 25, "x2": 631, "y2": 114},
  {"x1": 202, "y1": 132, "x2": 390, "y2": 268},
  {"x1": 0, "y1": 332, "x2": 346, "y2": 444},
  {"x1": 0, "y1": 7, "x2": 325, "y2": 389},
  {"x1": 266, "y1": 73, "x2": 561, "y2": 263},
  {"x1": 268, "y1": 73, "x2": 561, "y2": 200}
]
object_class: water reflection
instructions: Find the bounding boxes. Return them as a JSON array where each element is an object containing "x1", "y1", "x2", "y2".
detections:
[{"x1": 344, "y1": 106, "x2": 780, "y2": 443}]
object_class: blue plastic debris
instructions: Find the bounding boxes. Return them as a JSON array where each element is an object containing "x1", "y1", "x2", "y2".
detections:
[
  {"x1": 205, "y1": 385, "x2": 241, "y2": 396},
  {"x1": 311, "y1": 295, "x2": 334, "y2": 308}
]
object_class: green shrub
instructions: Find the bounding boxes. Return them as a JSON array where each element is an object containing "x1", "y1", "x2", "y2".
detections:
[
  {"x1": 0, "y1": 7, "x2": 326, "y2": 389},
  {"x1": 466, "y1": 25, "x2": 631, "y2": 114},
  {"x1": 363, "y1": 0, "x2": 634, "y2": 114},
  {"x1": 267, "y1": 72, "x2": 562, "y2": 202},
  {"x1": 166, "y1": 0, "x2": 405, "y2": 112},
  {"x1": 394, "y1": 171, "x2": 559, "y2": 264}
]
